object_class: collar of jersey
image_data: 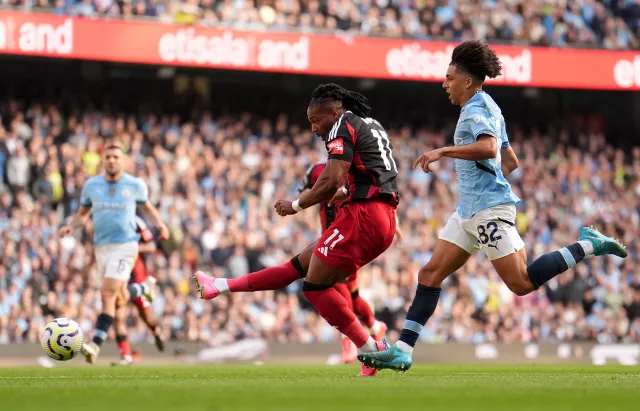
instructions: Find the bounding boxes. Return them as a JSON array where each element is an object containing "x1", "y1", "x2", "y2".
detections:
[{"x1": 461, "y1": 90, "x2": 485, "y2": 109}]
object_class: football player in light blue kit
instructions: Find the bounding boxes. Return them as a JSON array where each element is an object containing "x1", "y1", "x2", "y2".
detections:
[
  {"x1": 359, "y1": 40, "x2": 627, "y2": 372},
  {"x1": 59, "y1": 140, "x2": 169, "y2": 364}
]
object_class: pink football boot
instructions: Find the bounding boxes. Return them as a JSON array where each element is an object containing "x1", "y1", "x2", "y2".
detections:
[
  {"x1": 358, "y1": 339, "x2": 389, "y2": 377},
  {"x1": 191, "y1": 271, "x2": 221, "y2": 300}
]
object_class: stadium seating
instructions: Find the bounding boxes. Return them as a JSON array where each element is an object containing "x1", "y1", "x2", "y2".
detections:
[
  {"x1": 0, "y1": 98, "x2": 638, "y2": 346},
  {"x1": 9, "y1": 0, "x2": 639, "y2": 49}
]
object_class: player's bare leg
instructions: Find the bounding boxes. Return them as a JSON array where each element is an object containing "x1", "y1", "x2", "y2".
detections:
[
  {"x1": 192, "y1": 243, "x2": 314, "y2": 299},
  {"x1": 491, "y1": 226, "x2": 627, "y2": 296},
  {"x1": 113, "y1": 294, "x2": 133, "y2": 366},
  {"x1": 82, "y1": 277, "x2": 124, "y2": 364},
  {"x1": 304, "y1": 255, "x2": 388, "y2": 377},
  {"x1": 359, "y1": 240, "x2": 471, "y2": 371}
]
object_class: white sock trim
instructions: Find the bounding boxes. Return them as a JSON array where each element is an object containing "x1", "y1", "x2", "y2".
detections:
[
  {"x1": 358, "y1": 337, "x2": 378, "y2": 353},
  {"x1": 213, "y1": 278, "x2": 230, "y2": 294},
  {"x1": 370, "y1": 321, "x2": 381, "y2": 335},
  {"x1": 396, "y1": 340, "x2": 414, "y2": 353},
  {"x1": 578, "y1": 240, "x2": 594, "y2": 257}
]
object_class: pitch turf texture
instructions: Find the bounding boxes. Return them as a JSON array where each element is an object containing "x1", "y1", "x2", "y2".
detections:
[{"x1": 1, "y1": 365, "x2": 638, "y2": 411}]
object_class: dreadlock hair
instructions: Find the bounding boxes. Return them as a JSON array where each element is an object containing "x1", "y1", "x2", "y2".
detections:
[
  {"x1": 309, "y1": 83, "x2": 372, "y2": 118},
  {"x1": 450, "y1": 40, "x2": 502, "y2": 83}
]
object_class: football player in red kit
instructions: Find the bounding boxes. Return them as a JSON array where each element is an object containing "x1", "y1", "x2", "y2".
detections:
[
  {"x1": 193, "y1": 83, "x2": 400, "y2": 376},
  {"x1": 112, "y1": 216, "x2": 165, "y2": 365},
  {"x1": 298, "y1": 162, "x2": 400, "y2": 363}
]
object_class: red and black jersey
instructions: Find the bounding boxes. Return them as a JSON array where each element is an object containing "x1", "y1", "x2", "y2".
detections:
[
  {"x1": 299, "y1": 162, "x2": 338, "y2": 232},
  {"x1": 325, "y1": 111, "x2": 399, "y2": 206}
]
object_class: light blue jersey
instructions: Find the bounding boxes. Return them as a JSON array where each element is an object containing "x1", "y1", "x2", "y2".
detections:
[
  {"x1": 80, "y1": 173, "x2": 148, "y2": 247},
  {"x1": 453, "y1": 91, "x2": 520, "y2": 219}
]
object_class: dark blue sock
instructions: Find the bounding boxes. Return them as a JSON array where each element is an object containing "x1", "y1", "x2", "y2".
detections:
[
  {"x1": 527, "y1": 243, "x2": 586, "y2": 289},
  {"x1": 92, "y1": 313, "x2": 115, "y2": 346},
  {"x1": 398, "y1": 284, "x2": 441, "y2": 348}
]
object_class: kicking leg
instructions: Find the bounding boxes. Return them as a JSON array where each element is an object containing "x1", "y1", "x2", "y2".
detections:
[{"x1": 192, "y1": 243, "x2": 313, "y2": 300}]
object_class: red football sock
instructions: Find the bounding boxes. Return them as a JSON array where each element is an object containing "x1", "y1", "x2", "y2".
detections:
[
  {"x1": 228, "y1": 261, "x2": 301, "y2": 292},
  {"x1": 333, "y1": 282, "x2": 354, "y2": 311},
  {"x1": 116, "y1": 335, "x2": 131, "y2": 357},
  {"x1": 303, "y1": 286, "x2": 370, "y2": 348},
  {"x1": 353, "y1": 295, "x2": 376, "y2": 328}
]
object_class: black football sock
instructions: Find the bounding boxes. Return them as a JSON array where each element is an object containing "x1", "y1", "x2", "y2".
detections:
[
  {"x1": 92, "y1": 313, "x2": 115, "y2": 347},
  {"x1": 527, "y1": 243, "x2": 587, "y2": 289},
  {"x1": 397, "y1": 284, "x2": 441, "y2": 353}
]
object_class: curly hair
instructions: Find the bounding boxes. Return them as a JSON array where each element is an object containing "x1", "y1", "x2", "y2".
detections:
[
  {"x1": 309, "y1": 83, "x2": 372, "y2": 118},
  {"x1": 450, "y1": 40, "x2": 502, "y2": 82}
]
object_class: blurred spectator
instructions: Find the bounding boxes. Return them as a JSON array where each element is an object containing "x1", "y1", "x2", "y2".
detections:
[
  {"x1": 11, "y1": 0, "x2": 638, "y2": 49},
  {"x1": 0, "y1": 89, "x2": 639, "y2": 347}
]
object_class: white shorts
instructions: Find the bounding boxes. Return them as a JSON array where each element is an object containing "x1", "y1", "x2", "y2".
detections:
[
  {"x1": 94, "y1": 242, "x2": 139, "y2": 283},
  {"x1": 439, "y1": 204, "x2": 525, "y2": 260}
]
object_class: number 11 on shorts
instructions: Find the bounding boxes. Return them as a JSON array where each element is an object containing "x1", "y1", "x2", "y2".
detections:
[{"x1": 325, "y1": 229, "x2": 345, "y2": 250}]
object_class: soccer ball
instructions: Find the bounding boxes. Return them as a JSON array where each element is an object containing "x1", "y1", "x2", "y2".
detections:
[{"x1": 40, "y1": 318, "x2": 84, "y2": 361}]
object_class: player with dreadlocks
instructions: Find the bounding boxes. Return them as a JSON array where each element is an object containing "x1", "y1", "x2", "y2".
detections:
[
  {"x1": 192, "y1": 83, "x2": 400, "y2": 376},
  {"x1": 297, "y1": 160, "x2": 401, "y2": 363},
  {"x1": 358, "y1": 40, "x2": 627, "y2": 373}
]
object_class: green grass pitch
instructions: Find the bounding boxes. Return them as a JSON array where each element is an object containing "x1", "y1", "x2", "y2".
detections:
[{"x1": 1, "y1": 364, "x2": 639, "y2": 411}]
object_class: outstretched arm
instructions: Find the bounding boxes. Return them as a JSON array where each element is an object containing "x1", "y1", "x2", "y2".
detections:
[
  {"x1": 58, "y1": 206, "x2": 91, "y2": 237},
  {"x1": 414, "y1": 135, "x2": 497, "y2": 172},
  {"x1": 141, "y1": 200, "x2": 170, "y2": 240}
]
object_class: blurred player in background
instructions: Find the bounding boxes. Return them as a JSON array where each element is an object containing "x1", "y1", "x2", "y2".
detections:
[
  {"x1": 298, "y1": 162, "x2": 399, "y2": 363},
  {"x1": 193, "y1": 83, "x2": 399, "y2": 376},
  {"x1": 359, "y1": 40, "x2": 628, "y2": 372},
  {"x1": 59, "y1": 140, "x2": 169, "y2": 364},
  {"x1": 85, "y1": 215, "x2": 165, "y2": 366}
]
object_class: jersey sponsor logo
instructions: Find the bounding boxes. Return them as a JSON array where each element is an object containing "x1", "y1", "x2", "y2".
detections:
[
  {"x1": 327, "y1": 138, "x2": 344, "y2": 155},
  {"x1": 317, "y1": 247, "x2": 329, "y2": 256},
  {"x1": 92, "y1": 201, "x2": 128, "y2": 209}
]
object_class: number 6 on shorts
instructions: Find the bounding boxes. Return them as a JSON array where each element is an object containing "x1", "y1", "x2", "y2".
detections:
[{"x1": 116, "y1": 259, "x2": 128, "y2": 274}]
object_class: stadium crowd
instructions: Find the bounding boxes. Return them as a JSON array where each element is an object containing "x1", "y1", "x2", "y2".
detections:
[
  {"x1": 1, "y1": 94, "x2": 639, "y2": 348},
  {"x1": 7, "y1": 0, "x2": 639, "y2": 49}
]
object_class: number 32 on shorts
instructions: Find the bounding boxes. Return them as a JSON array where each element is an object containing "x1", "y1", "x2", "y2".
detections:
[{"x1": 477, "y1": 222, "x2": 502, "y2": 245}]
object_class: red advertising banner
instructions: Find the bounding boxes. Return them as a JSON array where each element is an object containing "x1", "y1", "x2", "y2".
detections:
[{"x1": 0, "y1": 11, "x2": 638, "y2": 90}]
